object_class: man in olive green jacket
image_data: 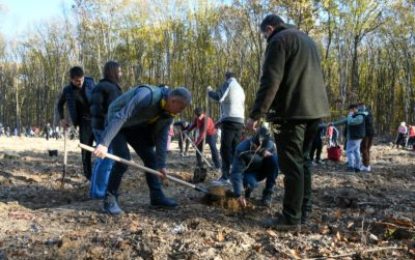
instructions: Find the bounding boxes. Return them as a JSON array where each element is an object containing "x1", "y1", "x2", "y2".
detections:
[{"x1": 247, "y1": 14, "x2": 329, "y2": 229}]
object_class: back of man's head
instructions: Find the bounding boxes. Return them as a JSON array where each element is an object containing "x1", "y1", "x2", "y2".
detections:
[
  {"x1": 260, "y1": 14, "x2": 285, "y2": 32},
  {"x1": 225, "y1": 71, "x2": 235, "y2": 80},
  {"x1": 69, "y1": 66, "x2": 84, "y2": 79}
]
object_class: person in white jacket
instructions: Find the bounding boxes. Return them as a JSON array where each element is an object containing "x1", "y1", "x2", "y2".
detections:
[{"x1": 208, "y1": 72, "x2": 245, "y2": 182}]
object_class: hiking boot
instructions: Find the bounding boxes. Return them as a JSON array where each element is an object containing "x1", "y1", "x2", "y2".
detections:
[
  {"x1": 301, "y1": 211, "x2": 310, "y2": 225},
  {"x1": 261, "y1": 190, "x2": 273, "y2": 207},
  {"x1": 262, "y1": 213, "x2": 301, "y2": 231},
  {"x1": 354, "y1": 168, "x2": 361, "y2": 173},
  {"x1": 150, "y1": 196, "x2": 178, "y2": 208},
  {"x1": 244, "y1": 187, "x2": 252, "y2": 199},
  {"x1": 103, "y1": 192, "x2": 123, "y2": 215}
]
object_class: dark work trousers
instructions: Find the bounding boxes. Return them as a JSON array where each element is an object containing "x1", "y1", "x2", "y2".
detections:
[
  {"x1": 220, "y1": 121, "x2": 244, "y2": 178},
  {"x1": 310, "y1": 135, "x2": 323, "y2": 162},
  {"x1": 243, "y1": 155, "x2": 279, "y2": 194},
  {"x1": 360, "y1": 136, "x2": 373, "y2": 167},
  {"x1": 273, "y1": 119, "x2": 321, "y2": 224},
  {"x1": 106, "y1": 125, "x2": 164, "y2": 200},
  {"x1": 196, "y1": 134, "x2": 221, "y2": 169},
  {"x1": 396, "y1": 133, "x2": 407, "y2": 148},
  {"x1": 79, "y1": 118, "x2": 94, "y2": 180}
]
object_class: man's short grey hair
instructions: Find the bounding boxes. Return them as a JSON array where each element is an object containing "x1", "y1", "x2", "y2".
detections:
[{"x1": 168, "y1": 87, "x2": 192, "y2": 104}]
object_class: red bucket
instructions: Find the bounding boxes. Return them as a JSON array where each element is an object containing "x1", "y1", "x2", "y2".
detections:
[{"x1": 327, "y1": 145, "x2": 342, "y2": 161}]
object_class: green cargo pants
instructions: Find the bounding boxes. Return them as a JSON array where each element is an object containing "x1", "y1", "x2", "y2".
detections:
[{"x1": 273, "y1": 119, "x2": 321, "y2": 224}]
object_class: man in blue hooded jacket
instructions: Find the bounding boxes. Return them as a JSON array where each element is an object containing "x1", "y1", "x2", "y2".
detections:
[
  {"x1": 94, "y1": 85, "x2": 191, "y2": 215},
  {"x1": 231, "y1": 126, "x2": 278, "y2": 208}
]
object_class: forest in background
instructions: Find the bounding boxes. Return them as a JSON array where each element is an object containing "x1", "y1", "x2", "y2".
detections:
[{"x1": 0, "y1": 0, "x2": 414, "y2": 135}]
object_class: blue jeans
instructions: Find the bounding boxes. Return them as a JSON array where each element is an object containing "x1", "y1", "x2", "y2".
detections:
[
  {"x1": 346, "y1": 138, "x2": 362, "y2": 169},
  {"x1": 231, "y1": 139, "x2": 279, "y2": 197},
  {"x1": 106, "y1": 125, "x2": 164, "y2": 199},
  {"x1": 196, "y1": 134, "x2": 221, "y2": 169},
  {"x1": 90, "y1": 129, "x2": 114, "y2": 199}
]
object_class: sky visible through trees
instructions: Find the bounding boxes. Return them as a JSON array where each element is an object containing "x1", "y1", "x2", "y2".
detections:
[{"x1": 0, "y1": 0, "x2": 414, "y2": 135}]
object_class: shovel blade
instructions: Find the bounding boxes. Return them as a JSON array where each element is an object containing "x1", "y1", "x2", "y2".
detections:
[{"x1": 193, "y1": 167, "x2": 207, "y2": 183}]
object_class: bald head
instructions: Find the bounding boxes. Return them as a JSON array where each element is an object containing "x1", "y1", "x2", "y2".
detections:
[{"x1": 165, "y1": 87, "x2": 192, "y2": 114}]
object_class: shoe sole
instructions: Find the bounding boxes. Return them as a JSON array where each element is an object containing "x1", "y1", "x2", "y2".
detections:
[
  {"x1": 102, "y1": 207, "x2": 124, "y2": 216},
  {"x1": 149, "y1": 204, "x2": 178, "y2": 209},
  {"x1": 272, "y1": 224, "x2": 302, "y2": 232}
]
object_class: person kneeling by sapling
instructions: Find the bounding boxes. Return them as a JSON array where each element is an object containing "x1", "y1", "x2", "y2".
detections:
[{"x1": 230, "y1": 126, "x2": 279, "y2": 208}]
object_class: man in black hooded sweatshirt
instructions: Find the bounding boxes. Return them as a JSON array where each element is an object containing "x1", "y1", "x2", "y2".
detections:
[{"x1": 57, "y1": 66, "x2": 95, "y2": 180}]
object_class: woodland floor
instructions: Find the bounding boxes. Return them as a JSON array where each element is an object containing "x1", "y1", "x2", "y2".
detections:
[{"x1": 0, "y1": 136, "x2": 414, "y2": 259}]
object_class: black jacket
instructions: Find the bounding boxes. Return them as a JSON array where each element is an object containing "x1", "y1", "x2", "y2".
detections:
[
  {"x1": 57, "y1": 77, "x2": 95, "y2": 126},
  {"x1": 250, "y1": 24, "x2": 329, "y2": 120},
  {"x1": 349, "y1": 113, "x2": 366, "y2": 140},
  {"x1": 364, "y1": 112, "x2": 375, "y2": 137},
  {"x1": 90, "y1": 79, "x2": 122, "y2": 130}
]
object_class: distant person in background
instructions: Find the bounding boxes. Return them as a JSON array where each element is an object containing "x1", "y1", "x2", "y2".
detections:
[
  {"x1": 186, "y1": 107, "x2": 221, "y2": 170},
  {"x1": 327, "y1": 124, "x2": 339, "y2": 147},
  {"x1": 57, "y1": 66, "x2": 95, "y2": 180},
  {"x1": 167, "y1": 123, "x2": 175, "y2": 152},
  {"x1": 29, "y1": 127, "x2": 35, "y2": 137},
  {"x1": 54, "y1": 126, "x2": 61, "y2": 139},
  {"x1": 408, "y1": 124, "x2": 415, "y2": 149},
  {"x1": 332, "y1": 104, "x2": 366, "y2": 172},
  {"x1": 208, "y1": 72, "x2": 245, "y2": 182},
  {"x1": 309, "y1": 123, "x2": 326, "y2": 165},
  {"x1": 358, "y1": 103, "x2": 375, "y2": 172},
  {"x1": 44, "y1": 123, "x2": 52, "y2": 140},
  {"x1": 6, "y1": 126, "x2": 10, "y2": 137},
  {"x1": 395, "y1": 122, "x2": 408, "y2": 149},
  {"x1": 89, "y1": 61, "x2": 123, "y2": 199},
  {"x1": 173, "y1": 120, "x2": 190, "y2": 156}
]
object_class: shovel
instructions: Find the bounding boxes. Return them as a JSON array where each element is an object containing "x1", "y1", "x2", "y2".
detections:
[
  {"x1": 78, "y1": 143, "x2": 228, "y2": 197},
  {"x1": 183, "y1": 132, "x2": 212, "y2": 183},
  {"x1": 61, "y1": 128, "x2": 68, "y2": 187}
]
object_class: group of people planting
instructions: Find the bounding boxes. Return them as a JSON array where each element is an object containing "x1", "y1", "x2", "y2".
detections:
[{"x1": 57, "y1": 14, "x2": 330, "y2": 230}]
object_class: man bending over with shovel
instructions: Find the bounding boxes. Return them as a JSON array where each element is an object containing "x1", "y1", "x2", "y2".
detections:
[
  {"x1": 94, "y1": 85, "x2": 192, "y2": 215},
  {"x1": 231, "y1": 126, "x2": 279, "y2": 208},
  {"x1": 185, "y1": 107, "x2": 222, "y2": 171}
]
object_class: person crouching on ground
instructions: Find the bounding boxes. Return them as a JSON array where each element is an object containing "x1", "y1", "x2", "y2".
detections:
[
  {"x1": 94, "y1": 85, "x2": 192, "y2": 215},
  {"x1": 231, "y1": 126, "x2": 279, "y2": 208}
]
